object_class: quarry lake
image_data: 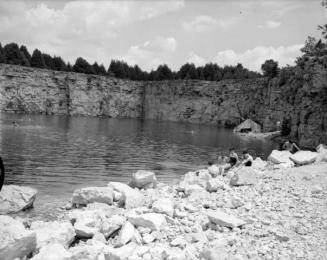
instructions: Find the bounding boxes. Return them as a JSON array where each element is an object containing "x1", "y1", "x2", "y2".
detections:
[{"x1": 0, "y1": 112, "x2": 277, "y2": 216}]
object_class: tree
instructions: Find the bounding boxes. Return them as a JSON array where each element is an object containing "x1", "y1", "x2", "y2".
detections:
[
  {"x1": 19, "y1": 45, "x2": 31, "y2": 64},
  {"x1": 73, "y1": 57, "x2": 95, "y2": 74},
  {"x1": 31, "y1": 49, "x2": 46, "y2": 68},
  {"x1": 156, "y1": 64, "x2": 174, "y2": 80},
  {"x1": 3, "y1": 43, "x2": 27, "y2": 65},
  {"x1": 318, "y1": 0, "x2": 327, "y2": 39},
  {"x1": 43, "y1": 53, "x2": 54, "y2": 69},
  {"x1": 53, "y1": 56, "x2": 67, "y2": 71},
  {"x1": 261, "y1": 59, "x2": 279, "y2": 78}
]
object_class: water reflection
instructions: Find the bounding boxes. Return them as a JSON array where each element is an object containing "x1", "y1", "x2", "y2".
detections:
[{"x1": 0, "y1": 113, "x2": 277, "y2": 212}]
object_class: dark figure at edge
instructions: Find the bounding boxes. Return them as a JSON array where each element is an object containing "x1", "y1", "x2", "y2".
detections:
[{"x1": 0, "y1": 156, "x2": 4, "y2": 192}]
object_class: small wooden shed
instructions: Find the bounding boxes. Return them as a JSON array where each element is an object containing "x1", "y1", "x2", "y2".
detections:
[{"x1": 234, "y1": 119, "x2": 261, "y2": 133}]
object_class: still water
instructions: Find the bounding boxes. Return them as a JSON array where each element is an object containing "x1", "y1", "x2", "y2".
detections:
[{"x1": 0, "y1": 113, "x2": 277, "y2": 215}]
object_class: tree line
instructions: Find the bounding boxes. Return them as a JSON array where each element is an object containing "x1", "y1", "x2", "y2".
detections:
[{"x1": 0, "y1": 42, "x2": 265, "y2": 81}]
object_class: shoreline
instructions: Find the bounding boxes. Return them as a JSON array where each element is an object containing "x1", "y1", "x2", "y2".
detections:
[{"x1": 1, "y1": 157, "x2": 327, "y2": 260}]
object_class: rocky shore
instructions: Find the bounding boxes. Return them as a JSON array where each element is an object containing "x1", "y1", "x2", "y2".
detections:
[{"x1": 1, "y1": 147, "x2": 327, "y2": 260}]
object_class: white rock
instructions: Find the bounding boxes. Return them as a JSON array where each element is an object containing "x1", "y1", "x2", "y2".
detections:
[
  {"x1": 108, "y1": 182, "x2": 144, "y2": 209},
  {"x1": 184, "y1": 184, "x2": 205, "y2": 196},
  {"x1": 117, "y1": 221, "x2": 135, "y2": 247},
  {"x1": 208, "y1": 165, "x2": 221, "y2": 177},
  {"x1": 86, "y1": 202, "x2": 114, "y2": 212},
  {"x1": 206, "y1": 179, "x2": 224, "y2": 192},
  {"x1": 0, "y1": 185, "x2": 37, "y2": 214},
  {"x1": 207, "y1": 210, "x2": 246, "y2": 228},
  {"x1": 142, "y1": 233, "x2": 155, "y2": 244},
  {"x1": 230, "y1": 167, "x2": 258, "y2": 186},
  {"x1": 69, "y1": 243, "x2": 106, "y2": 260},
  {"x1": 152, "y1": 198, "x2": 174, "y2": 217},
  {"x1": 200, "y1": 240, "x2": 228, "y2": 260},
  {"x1": 102, "y1": 215, "x2": 126, "y2": 238},
  {"x1": 72, "y1": 187, "x2": 114, "y2": 206},
  {"x1": 113, "y1": 191, "x2": 122, "y2": 202},
  {"x1": 170, "y1": 236, "x2": 187, "y2": 249},
  {"x1": 316, "y1": 144, "x2": 327, "y2": 163},
  {"x1": 0, "y1": 215, "x2": 36, "y2": 260},
  {"x1": 182, "y1": 169, "x2": 211, "y2": 188},
  {"x1": 31, "y1": 243, "x2": 71, "y2": 260},
  {"x1": 290, "y1": 151, "x2": 318, "y2": 165},
  {"x1": 105, "y1": 242, "x2": 137, "y2": 260},
  {"x1": 252, "y1": 157, "x2": 267, "y2": 171},
  {"x1": 268, "y1": 150, "x2": 293, "y2": 164},
  {"x1": 130, "y1": 170, "x2": 157, "y2": 189},
  {"x1": 128, "y1": 213, "x2": 167, "y2": 231},
  {"x1": 69, "y1": 209, "x2": 106, "y2": 238},
  {"x1": 30, "y1": 220, "x2": 75, "y2": 249}
]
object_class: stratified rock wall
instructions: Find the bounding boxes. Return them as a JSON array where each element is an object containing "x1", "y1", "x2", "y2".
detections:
[{"x1": 0, "y1": 63, "x2": 326, "y2": 147}]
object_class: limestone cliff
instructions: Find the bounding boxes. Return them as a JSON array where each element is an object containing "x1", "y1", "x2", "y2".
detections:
[{"x1": 0, "y1": 63, "x2": 326, "y2": 147}]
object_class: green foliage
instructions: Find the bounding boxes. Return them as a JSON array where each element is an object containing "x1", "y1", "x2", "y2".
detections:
[
  {"x1": 0, "y1": 43, "x2": 5, "y2": 63},
  {"x1": 31, "y1": 49, "x2": 46, "y2": 68},
  {"x1": 73, "y1": 57, "x2": 95, "y2": 74},
  {"x1": 53, "y1": 56, "x2": 67, "y2": 71},
  {"x1": 19, "y1": 45, "x2": 31, "y2": 64},
  {"x1": 3, "y1": 43, "x2": 28, "y2": 66},
  {"x1": 43, "y1": 53, "x2": 54, "y2": 69},
  {"x1": 261, "y1": 59, "x2": 279, "y2": 78}
]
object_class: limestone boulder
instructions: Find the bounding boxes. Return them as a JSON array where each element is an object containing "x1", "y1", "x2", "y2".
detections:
[
  {"x1": 128, "y1": 213, "x2": 167, "y2": 231},
  {"x1": 207, "y1": 165, "x2": 220, "y2": 177},
  {"x1": 69, "y1": 209, "x2": 106, "y2": 238},
  {"x1": 229, "y1": 167, "x2": 259, "y2": 186},
  {"x1": 152, "y1": 198, "x2": 174, "y2": 217},
  {"x1": 30, "y1": 220, "x2": 76, "y2": 249},
  {"x1": 117, "y1": 221, "x2": 136, "y2": 247},
  {"x1": 0, "y1": 185, "x2": 37, "y2": 214},
  {"x1": 108, "y1": 182, "x2": 144, "y2": 209},
  {"x1": 252, "y1": 157, "x2": 268, "y2": 171},
  {"x1": 207, "y1": 210, "x2": 246, "y2": 228},
  {"x1": 130, "y1": 170, "x2": 157, "y2": 189},
  {"x1": 31, "y1": 243, "x2": 71, "y2": 260},
  {"x1": 206, "y1": 179, "x2": 225, "y2": 192},
  {"x1": 316, "y1": 144, "x2": 327, "y2": 163},
  {"x1": 0, "y1": 215, "x2": 36, "y2": 260},
  {"x1": 268, "y1": 150, "x2": 294, "y2": 165},
  {"x1": 72, "y1": 187, "x2": 114, "y2": 206},
  {"x1": 101, "y1": 215, "x2": 126, "y2": 238},
  {"x1": 290, "y1": 151, "x2": 318, "y2": 165}
]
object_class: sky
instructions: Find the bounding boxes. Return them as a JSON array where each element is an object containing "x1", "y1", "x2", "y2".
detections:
[{"x1": 0, "y1": 0, "x2": 326, "y2": 72}]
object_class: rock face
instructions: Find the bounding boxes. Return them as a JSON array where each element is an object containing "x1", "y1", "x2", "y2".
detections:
[
  {"x1": 1, "y1": 62, "x2": 326, "y2": 147},
  {"x1": 0, "y1": 185, "x2": 37, "y2": 214},
  {"x1": 72, "y1": 187, "x2": 114, "y2": 206},
  {"x1": 0, "y1": 215, "x2": 36, "y2": 260}
]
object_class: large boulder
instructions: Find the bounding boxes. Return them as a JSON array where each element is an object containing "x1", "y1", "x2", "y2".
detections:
[
  {"x1": 72, "y1": 187, "x2": 114, "y2": 206},
  {"x1": 206, "y1": 178, "x2": 225, "y2": 192},
  {"x1": 128, "y1": 213, "x2": 167, "y2": 231},
  {"x1": 152, "y1": 198, "x2": 174, "y2": 217},
  {"x1": 117, "y1": 221, "x2": 138, "y2": 247},
  {"x1": 207, "y1": 210, "x2": 246, "y2": 228},
  {"x1": 30, "y1": 220, "x2": 76, "y2": 249},
  {"x1": 0, "y1": 215, "x2": 36, "y2": 260},
  {"x1": 290, "y1": 151, "x2": 318, "y2": 165},
  {"x1": 101, "y1": 215, "x2": 126, "y2": 238},
  {"x1": 0, "y1": 185, "x2": 37, "y2": 214},
  {"x1": 30, "y1": 243, "x2": 71, "y2": 260},
  {"x1": 130, "y1": 170, "x2": 157, "y2": 189},
  {"x1": 316, "y1": 144, "x2": 327, "y2": 163},
  {"x1": 69, "y1": 209, "x2": 106, "y2": 238},
  {"x1": 229, "y1": 167, "x2": 259, "y2": 186},
  {"x1": 268, "y1": 150, "x2": 293, "y2": 165},
  {"x1": 108, "y1": 182, "x2": 144, "y2": 209},
  {"x1": 207, "y1": 165, "x2": 221, "y2": 177}
]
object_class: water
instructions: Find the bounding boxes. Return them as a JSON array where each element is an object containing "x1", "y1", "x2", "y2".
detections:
[{"x1": 0, "y1": 112, "x2": 277, "y2": 216}]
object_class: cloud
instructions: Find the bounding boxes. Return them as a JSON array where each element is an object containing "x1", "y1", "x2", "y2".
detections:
[
  {"x1": 215, "y1": 44, "x2": 303, "y2": 71},
  {"x1": 258, "y1": 20, "x2": 281, "y2": 29},
  {"x1": 186, "y1": 52, "x2": 206, "y2": 67},
  {"x1": 0, "y1": 0, "x2": 184, "y2": 65},
  {"x1": 122, "y1": 37, "x2": 177, "y2": 71},
  {"x1": 182, "y1": 15, "x2": 217, "y2": 32}
]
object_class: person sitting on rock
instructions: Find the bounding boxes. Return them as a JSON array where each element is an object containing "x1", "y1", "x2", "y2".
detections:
[
  {"x1": 228, "y1": 148, "x2": 239, "y2": 167},
  {"x1": 242, "y1": 150, "x2": 253, "y2": 167},
  {"x1": 282, "y1": 141, "x2": 300, "y2": 154}
]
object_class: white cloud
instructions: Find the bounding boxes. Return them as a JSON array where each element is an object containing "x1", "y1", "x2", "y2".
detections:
[
  {"x1": 215, "y1": 44, "x2": 303, "y2": 71},
  {"x1": 187, "y1": 52, "x2": 206, "y2": 67},
  {"x1": 258, "y1": 20, "x2": 281, "y2": 29},
  {"x1": 122, "y1": 37, "x2": 177, "y2": 71},
  {"x1": 0, "y1": 0, "x2": 184, "y2": 65},
  {"x1": 182, "y1": 15, "x2": 217, "y2": 32}
]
